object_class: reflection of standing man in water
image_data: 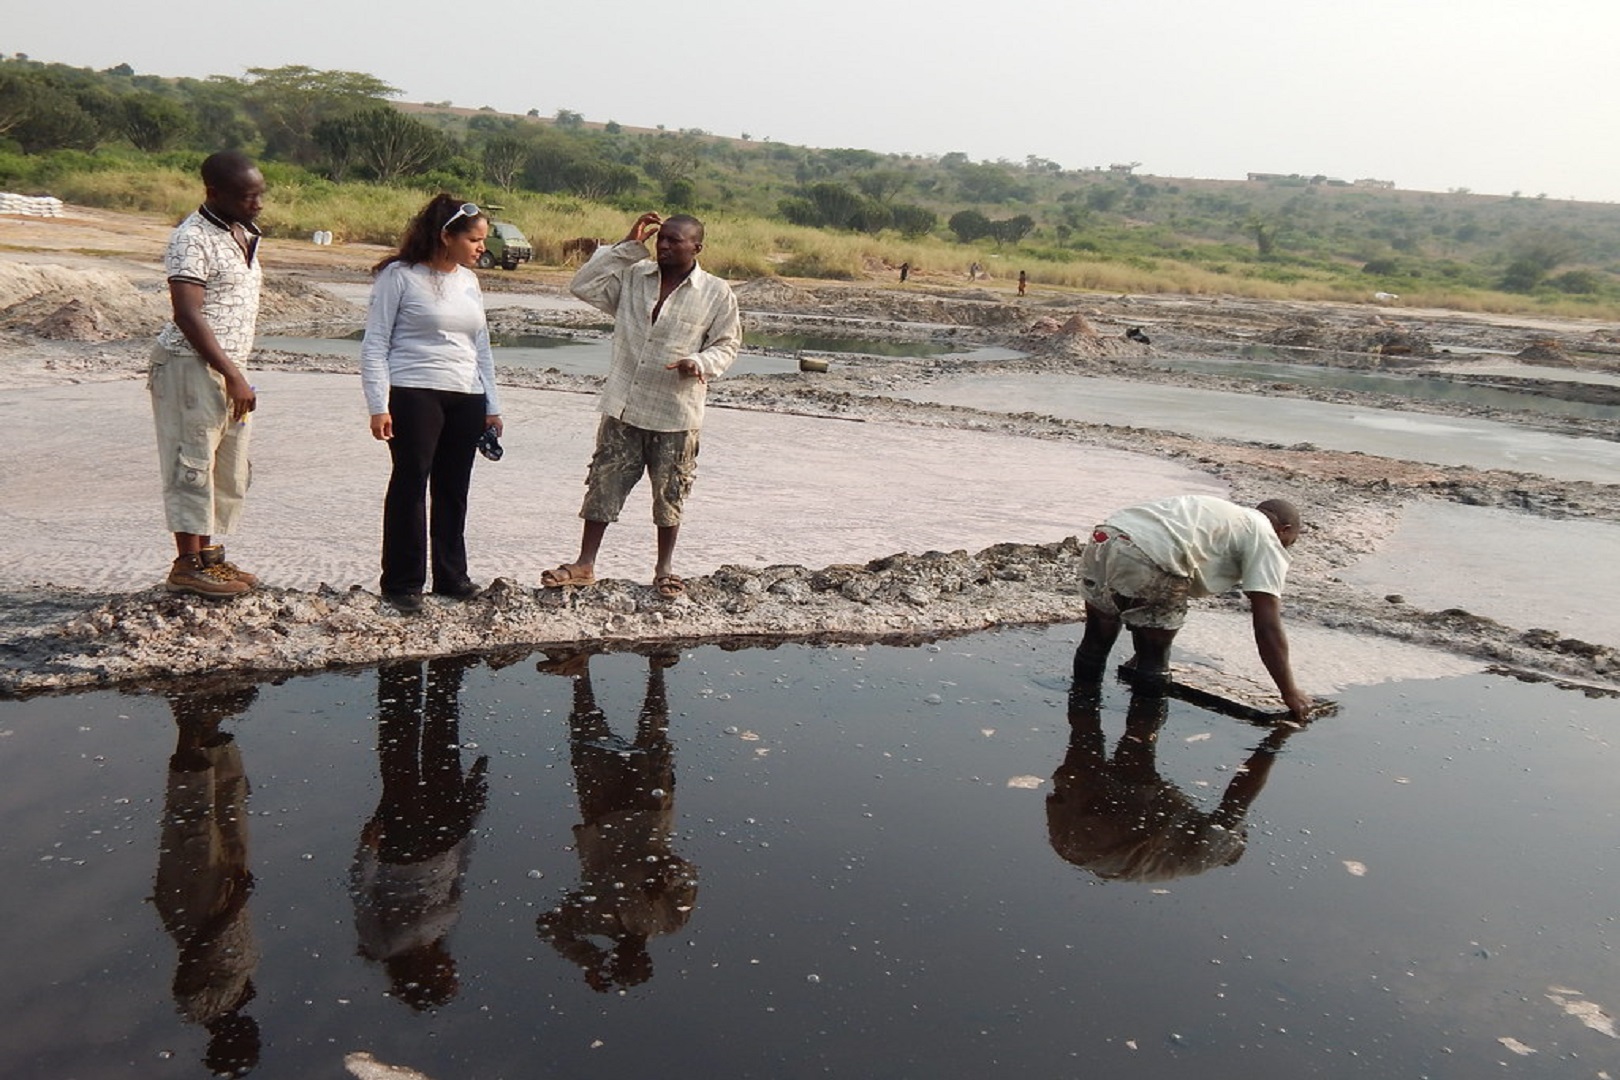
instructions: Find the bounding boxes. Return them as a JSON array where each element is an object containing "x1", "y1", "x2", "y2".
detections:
[
  {"x1": 1046, "y1": 686, "x2": 1297, "y2": 883},
  {"x1": 536, "y1": 651, "x2": 698, "y2": 991},
  {"x1": 153, "y1": 679, "x2": 262, "y2": 1078},
  {"x1": 351, "y1": 657, "x2": 489, "y2": 1011}
]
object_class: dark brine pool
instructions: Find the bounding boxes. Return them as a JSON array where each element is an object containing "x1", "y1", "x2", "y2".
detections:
[{"x1": 1, "y1": 626, "x2": 1615, "y2": 1079}]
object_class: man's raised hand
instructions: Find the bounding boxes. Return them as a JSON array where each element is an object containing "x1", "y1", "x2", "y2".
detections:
[{"x1": 625, "y1": 212, "x2": 663, "y2": 244}]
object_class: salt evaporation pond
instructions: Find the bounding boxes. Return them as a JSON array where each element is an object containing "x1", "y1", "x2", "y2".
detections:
[
  {"x1": 260, "y1": 332, "x2": 1016, "y2": 378},
  {"x1": 259, "y1": 335, "x2": 804, "y2": 377},
  {"x1": 1151, "y1": 356, "x2": 1620, "y2": 423},
  {"x1": 2, "y1": 626, "x2": 1615, "y2": 1079},
  {"x1": 901, "y1": 375, "x2": 1620, "y2": 483},
  {"x1": 1341, "y1": 501, "x2": 1620, "y2": 650}
]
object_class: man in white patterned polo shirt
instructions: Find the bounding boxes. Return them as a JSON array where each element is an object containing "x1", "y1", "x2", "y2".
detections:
[
  {"x1": 149, "y1": 151, "x2": 265, "y2": 598},
  {"x1": 541, "y1": 211, "x2": 741, "y2": 600}
]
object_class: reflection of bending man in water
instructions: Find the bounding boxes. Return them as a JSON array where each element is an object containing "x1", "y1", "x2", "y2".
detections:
[
  {"x1": 351, "y1": 657, "x2": 489, "y2": 1011},
  {"x1": 1046, "y1": 685, "x2": 1297, "y2": 883},
  {"x1": 536, "y1": 651, "x2": 698, "y2": 991},
  {"x1": 153, "y1": 680, "x2": 262, "y2": 1078}
]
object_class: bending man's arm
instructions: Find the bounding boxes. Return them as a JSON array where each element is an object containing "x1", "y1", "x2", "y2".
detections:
[{"x1": 1246, "y1": 591, "x2": 1311, "y2": 722}]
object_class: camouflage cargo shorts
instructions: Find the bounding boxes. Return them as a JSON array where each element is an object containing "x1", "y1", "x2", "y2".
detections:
[
  {"x1": 1078, "y1": 526, "x2": 1191, "y2": 630},
  {"x1": 580, "y1": 415, "x2": 700, "y2": 527}
]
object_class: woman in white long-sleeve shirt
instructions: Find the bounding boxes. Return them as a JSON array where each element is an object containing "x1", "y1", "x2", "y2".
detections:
[{"x1": 361, "y1": 195, "x2": 503, "y2": 613}]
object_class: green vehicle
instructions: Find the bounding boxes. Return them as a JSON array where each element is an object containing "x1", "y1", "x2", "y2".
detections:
[{"x1": 478, "y1": 220, "x2": 532, "y2": 271}]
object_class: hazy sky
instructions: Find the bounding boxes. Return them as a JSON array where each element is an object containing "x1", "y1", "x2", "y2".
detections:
[{"x1": 9, "y1": 0, "x2": 1617, "y2": 202}]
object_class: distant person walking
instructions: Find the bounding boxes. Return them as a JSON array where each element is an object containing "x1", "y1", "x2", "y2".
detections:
[
  {"x1": 149, "y1": 151, "x2": 266, "y2": 598},
  {"x1": 1017, "y1": 270, "x2": 1028, "y2": 296},
  {"x1": 541, "y1": 211, "x2": 741, "y2": 599},
  {"x1": 361, "y1": 195, "x2": 503, "y2": 614},
  {"x1": 899, "y1": 261, "x2": 910, "y2": 283},
  {"x1": 1072, "y1": 494, "x2": 1314, "y2": 722}
]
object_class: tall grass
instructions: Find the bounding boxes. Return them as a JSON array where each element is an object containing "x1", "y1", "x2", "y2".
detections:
[
  {"x1": 50, "y1": 167, "x2": 198, "y2": 221},
  {"x1": 268, "y1": 183, "x2": 429, "y2": 247}
]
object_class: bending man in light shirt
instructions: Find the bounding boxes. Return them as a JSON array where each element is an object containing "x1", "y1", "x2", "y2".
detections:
[
  {"x1": 1072, "y1": 494, "x2": 1314, "y2": 722},
  {"x1": 542, "y1": 212, "x2": 741, "y2": 600}
]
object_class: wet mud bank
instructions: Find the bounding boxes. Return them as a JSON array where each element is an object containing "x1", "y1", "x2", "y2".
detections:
[{"x1": 3, "y1": 536, "x2": 1615, "y2": 697}]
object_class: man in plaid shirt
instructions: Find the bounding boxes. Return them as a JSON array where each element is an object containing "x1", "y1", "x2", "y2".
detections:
[{"x1": 542, "y1": 212, "x2": 741, "y2": 599}]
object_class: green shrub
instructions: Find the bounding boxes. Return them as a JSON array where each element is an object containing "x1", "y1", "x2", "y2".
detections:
[
  {"x1": 0, "y1": 150, "x2": 37, "y2": 188},
  {"x1": 700, "y1": 248, "x2": 772, "y2": 280},
  {"x1": 1498, "y1": 258, "x2": 1545, "y2": 293},
  {"x1": 32, "y1": 148, "x2": 123, "y2": 182},
  {"x1": 890, "y1": 204, "x2": 936, "y2": 238},
  {"x1": 778, "y1": 251, "x2": 856, "y2": 279},
  {"x1": 1551, "y1": 269, "x2": 1604, "y2": 294},
  {"x1": 151, "y1": 150, "x2": 207, "y2": 175}
]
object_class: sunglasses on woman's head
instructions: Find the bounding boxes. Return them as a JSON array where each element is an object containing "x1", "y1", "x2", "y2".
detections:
[{"x1": 441, "y1": 202, "x2": 480, "y2": 232}]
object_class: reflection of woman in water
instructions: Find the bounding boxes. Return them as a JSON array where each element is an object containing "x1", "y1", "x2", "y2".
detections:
[
  {"x1": 1046, "y1": 686, "x2": 1295, "y2": 883},
  {"x1": 351, "y1": 656, "x2": 489, "y2": 1010},
  {"x1": 154, "y1": 679, "x2": 263, "y2": 1078},
  {"x1": 535, "y1": 651, "x2": 698, "y2": 991}
]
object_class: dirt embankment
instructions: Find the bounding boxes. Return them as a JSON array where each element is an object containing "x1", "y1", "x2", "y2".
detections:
[
  {"x1": 0, "y1": 261, "x2": 356, "y2": 342},
  {"x1": 4, "y1": 534, "x2": 1615, "y2": 697}
]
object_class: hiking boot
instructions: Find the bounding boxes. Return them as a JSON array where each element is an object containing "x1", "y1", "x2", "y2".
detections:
[
  {"x1": 383, "y1": 591, "x2": 424, "y2": 614},
  {"x1": 166, "y1": 553, "x2": 250, "y2": 598},
  {"x1": 199, "y1": 544, "x2": 259, "y2": 588},
  {"x1": 432, "y1": 578, "x2": 481, "y2": 600}
]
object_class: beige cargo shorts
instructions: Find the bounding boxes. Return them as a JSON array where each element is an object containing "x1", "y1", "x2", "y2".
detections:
[{"x1": 148, "y1": 344, "x2": 251, "y2": 536}]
